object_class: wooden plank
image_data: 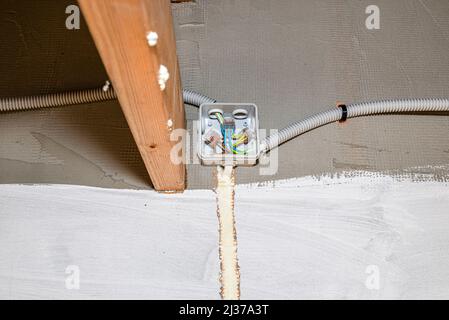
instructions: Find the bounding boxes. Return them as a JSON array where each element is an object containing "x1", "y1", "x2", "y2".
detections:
[{"x1": 78, "y1": 0, "x2": 185, "y2": 192}]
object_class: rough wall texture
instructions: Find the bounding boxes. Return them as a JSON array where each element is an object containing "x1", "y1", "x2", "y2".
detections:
[{"x1": 0, "y1": 0, "x2": 448, "y2": 189}]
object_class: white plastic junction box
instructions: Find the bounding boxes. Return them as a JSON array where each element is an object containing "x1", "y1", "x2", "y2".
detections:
[{"x1": 198, "y1": 103, "x2": 260, "y2": 166}]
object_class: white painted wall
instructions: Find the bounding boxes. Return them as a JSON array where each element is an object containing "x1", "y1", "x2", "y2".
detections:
[{"x1": 1, "y1": 172, "x2": 448, "y2": 299}]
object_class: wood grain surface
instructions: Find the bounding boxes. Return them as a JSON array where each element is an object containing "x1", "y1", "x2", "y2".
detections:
[{"x1": 78, "y1": 0, "x2": 185, "y2": 191}]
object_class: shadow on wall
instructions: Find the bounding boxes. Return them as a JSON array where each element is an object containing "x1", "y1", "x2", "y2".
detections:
[{"x1": 0, "y1": 1, "x2": 152, "y2": 189}]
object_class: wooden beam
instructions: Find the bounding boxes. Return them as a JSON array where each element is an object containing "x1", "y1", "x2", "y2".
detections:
[{"x1": 78, "y1": 0, "x2": 185, "y2": 192}]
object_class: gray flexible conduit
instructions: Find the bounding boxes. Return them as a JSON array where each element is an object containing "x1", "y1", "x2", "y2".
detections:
[
  {"x1": 260, "y1": 98, "x2": 449, "y2": 153},
  {"x1": 1, "y1": 88, "x2": 448, "y2": 156},
  {"x1": 0, "y1": 88, "x2": 117, "y2": 112},
  {"x1": 183, "y1": 89, "x2": 216, "y2": 106},
  {"x1": 0, "y1": 87, "x2": 215, "y2": 112}
]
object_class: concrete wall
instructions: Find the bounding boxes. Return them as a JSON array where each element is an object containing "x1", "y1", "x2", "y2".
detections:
[{"x1": 1, "y1": 0, "x2": 448, "y2": 189}]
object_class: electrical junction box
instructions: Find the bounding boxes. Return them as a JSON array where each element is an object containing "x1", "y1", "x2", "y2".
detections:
[{"x1": 198, "y1": 103, "x2": 260, "y2": 166}]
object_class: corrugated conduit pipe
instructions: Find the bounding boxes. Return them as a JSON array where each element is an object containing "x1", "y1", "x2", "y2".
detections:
[
  {"x1": 260, "y1": 98, "x2": 449, "y2": 153},
  {"x1": 1, "y1": 88, "x2": 448, "y2": 155},
  {"x1": 0, "y1": 86, "x2": 215, "y2": 112}
]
